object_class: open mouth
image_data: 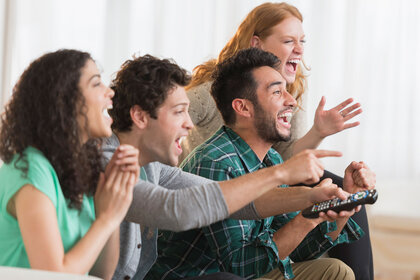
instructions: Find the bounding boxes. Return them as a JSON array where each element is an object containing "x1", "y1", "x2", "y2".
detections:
[
  {"x1": 286, "y1": 59, "x2": 300, "y2": 73},
  {"x1": 277, "y1": 111, "x2": 293, "y2": 128},
  {"x1": 102, "y1": 104, "x2": 113, "y2": 121},
  {"x1": 175, "y1": 136, "x2": 186, "y2": 153}
]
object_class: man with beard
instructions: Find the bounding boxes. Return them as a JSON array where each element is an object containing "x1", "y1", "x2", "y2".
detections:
[
  {"x1": 147, "y1": 48, "x2": 376, "y2": 280},
  {"x1": 103, "y1": 54, "x2": 356, "y2": 280}
]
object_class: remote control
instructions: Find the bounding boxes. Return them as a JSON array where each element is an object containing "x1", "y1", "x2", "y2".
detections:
[{"x1": 302, "y1": 189, "x2": 378, "y2": 219}]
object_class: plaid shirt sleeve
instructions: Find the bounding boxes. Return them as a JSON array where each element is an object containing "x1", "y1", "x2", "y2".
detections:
[{"x1": 288, "y1": 217, "x2": 365, "y2": 262}]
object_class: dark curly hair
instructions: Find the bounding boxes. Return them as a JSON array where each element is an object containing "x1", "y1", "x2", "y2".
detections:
[
  {"x1": 110, "y1": 54, "x2": 191, "y2": 132},
  {"x1": 0, "y1": 49, "x2": 102, "y2": 209},
  {"x1": 211, "y1": 48, "x2": 280, "y2": 125}
]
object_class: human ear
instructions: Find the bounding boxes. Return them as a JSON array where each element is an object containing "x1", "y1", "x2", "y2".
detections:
[
  {"x1": 250, "y1": 35, "x2": 261, "y2": 48},
  {"x1": 130, "y1": 105, "x2": 148, "y2": 129},
  {"x1": 232, "y1": 99, "x2": 253, "y2": 118}
]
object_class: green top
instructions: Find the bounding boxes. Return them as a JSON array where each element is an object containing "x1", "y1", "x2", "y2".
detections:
[
  {"x1": 148, "y1": 126, "x2": 364, "y2": 280},
  {"x1": 0, "y1": 147, "x2": 95, "y2": 268}
]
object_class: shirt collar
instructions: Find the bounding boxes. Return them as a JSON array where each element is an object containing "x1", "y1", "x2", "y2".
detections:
[{"x1": 222, "y1": 126, "x2": 280, "y2": 173}]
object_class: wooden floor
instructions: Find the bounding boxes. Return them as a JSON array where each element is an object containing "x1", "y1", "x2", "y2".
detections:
[{"x1": 370, "y1": 214, "x2": 420, "y2": 280}]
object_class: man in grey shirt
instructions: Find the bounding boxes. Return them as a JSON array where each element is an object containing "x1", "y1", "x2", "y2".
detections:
[{"x1": 103, "y1": 55, "x2": 348, "y2": 280}]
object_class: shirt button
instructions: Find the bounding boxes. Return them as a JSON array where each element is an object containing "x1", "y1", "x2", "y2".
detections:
[
  {"x1": 124, "y1": 276, "x2": 131, "y2": 280},
  {"x1": 137, "y1": 244, "x2": 141, "y2": 249}
]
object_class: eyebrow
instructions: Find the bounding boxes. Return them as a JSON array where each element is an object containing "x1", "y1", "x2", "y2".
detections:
[
  {"x1": 88, "y1": 74, "x2": 101, "y2": 83},
  {"x1": 267, "y1": 81, "x2": 282, "y2": 89},
  {"x1": 172, "y1": 102, "x2": 189, "y2": 108}
]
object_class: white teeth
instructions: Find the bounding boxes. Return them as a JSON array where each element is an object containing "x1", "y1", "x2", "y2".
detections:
[
  {"x1": 178, "y1": 136, "x2": 185, "y2": 145},
  {"x1": 278, "y1": 112, "x2": 293, "y2": 123},
  {"x1": 107, "y1": 104, "x2": 113, "y2": 109},
  {"x1": 278, "y1": 112, "x2": 292, "y2": 118},
  {"x1": 103, "y1": 108, "x2": 111, "y2": 118},
  {"x1": 288, "y1": 59, "x2": 300, "y2": 64}
]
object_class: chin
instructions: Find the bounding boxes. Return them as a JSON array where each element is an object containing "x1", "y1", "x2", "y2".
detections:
[
  {"x1": 169, "y1": 158, "x2": 178, "y2": 167},
  {"x1": 285, "y1": 76, "x2": 296, "y2": 84}
]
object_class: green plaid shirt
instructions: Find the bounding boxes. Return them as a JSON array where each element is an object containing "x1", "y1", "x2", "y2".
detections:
[{"x1": 146, "y1": 126, "x2": 364, "y2": 280}]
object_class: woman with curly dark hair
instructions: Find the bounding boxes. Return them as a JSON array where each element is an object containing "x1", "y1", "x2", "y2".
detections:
[{"x1": 0, "y1": 49, "x2": 139, "y2": 278}]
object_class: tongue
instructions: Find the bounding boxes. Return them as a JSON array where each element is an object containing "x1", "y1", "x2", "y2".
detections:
[{"x1": 286, "y1": 63, "x2": 296, "y2": 72}]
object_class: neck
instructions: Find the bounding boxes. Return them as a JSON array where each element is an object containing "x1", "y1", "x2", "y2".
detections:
[
  {"x1": 229, "y1": 124, "x2": 272, "y2": 162},
  {"x1": 115, "y1": 131, "x2": 152, "y2": 166}
]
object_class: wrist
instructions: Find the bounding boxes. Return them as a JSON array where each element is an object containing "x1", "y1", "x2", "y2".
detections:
[
  {"x1": 295, "y1": 213, "x2": 319, "y2": 231},
  {"x1": 274, "y1": 164, "x2": 288, "y2": 185},
  {"x1": 309, "y1": 125, "x2": 326, "y2": 141},
  {"x1": 94, "y1": 215, "x2": 120, "y2": 233}
]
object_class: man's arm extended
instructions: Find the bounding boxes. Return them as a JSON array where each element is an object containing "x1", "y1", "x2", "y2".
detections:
[{"x1": 103, "y1": 136, "x2": 344, "y2": 230}]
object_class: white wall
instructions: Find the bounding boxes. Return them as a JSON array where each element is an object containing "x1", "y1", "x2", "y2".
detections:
[{"x1": 0, "y1": 0, "x2": 419, "y2": 217}]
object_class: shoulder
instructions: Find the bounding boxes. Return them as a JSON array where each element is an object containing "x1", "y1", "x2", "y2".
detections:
[
  {"x1": 0, "y1": 147, "x2": 59, "y2": 207},
  {"x1": 182, "y1": 130, "x2": 241, "y2": 173},
  {"x1": 10, "y1": 147, "x2": 56, "y2": 181}
]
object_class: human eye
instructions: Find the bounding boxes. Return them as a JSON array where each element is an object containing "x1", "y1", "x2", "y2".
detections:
[
  {"x1": 300, "y1": 39, "x2": 306, "y2": 44},
  {"x1": 174, "y1": 107, "x2": 186, "y2": 115}
]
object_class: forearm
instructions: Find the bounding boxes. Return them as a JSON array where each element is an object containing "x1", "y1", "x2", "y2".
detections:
[
  {"x1": 292, "y1": 126, "x2": 324, "y2": 155},
  {"x1": 16, "y1": 185, "x2": 119, "y2": 275},
  {"x1": 61, "y1": 218, "x2": 116, "y2": 274},
  {"x1": 219, "y1": 165, "x2": 288, "y2": 214},
  {"x1": 290, "y1": 219, "x2": 341, "y2": 262},
  {"x1": 126, "y1": 179, "x2": 229, "y2": 231},
  {"x1": 89, "y1": 228, "x2": 120, "y2": 279},
  {"x1": 272, "y1": 214, "x2": 317, "y2": 260},
  {"x1": 253, "y1": 187, "x2": 314, "y2": 218}
]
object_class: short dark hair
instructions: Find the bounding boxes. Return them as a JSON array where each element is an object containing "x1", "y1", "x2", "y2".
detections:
[
  {"x1": 110, "y1": 55, "x2": 191, "y2": 132},
  {"x1": 211, "y1": 48, "x2": 280, "y2": 125}
]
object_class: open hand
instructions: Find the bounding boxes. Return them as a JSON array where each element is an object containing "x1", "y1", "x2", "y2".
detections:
[{"x1": 313, "y1": 96, "x2": 362, "y2": 138}]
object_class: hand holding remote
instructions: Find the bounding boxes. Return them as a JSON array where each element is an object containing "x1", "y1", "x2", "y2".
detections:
[{"x1": 302, "y1": 189, "x2": 378, "y2": 219}]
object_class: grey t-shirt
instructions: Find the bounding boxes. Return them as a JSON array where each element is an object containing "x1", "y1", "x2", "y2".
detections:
[{"x1": 102, "y1": 134, "x2": 259, "y2": 280}]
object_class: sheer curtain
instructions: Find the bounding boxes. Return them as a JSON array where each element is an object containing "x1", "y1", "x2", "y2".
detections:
[{"x1": 0, "y1": 0, "x2": 419, "y2": 217}]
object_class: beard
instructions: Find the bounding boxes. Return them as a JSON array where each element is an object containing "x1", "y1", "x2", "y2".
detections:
[{"x1": 253, "y1": 103, "x2": 291, "y2": 143}]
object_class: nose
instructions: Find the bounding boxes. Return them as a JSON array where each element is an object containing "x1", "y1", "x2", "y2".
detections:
[
  {"x1": 293, "y1": 42, "x2": 304, "y2": 55},
  {"x1": 107, "y1": 86, "x2": 115, "y2": 99},
  {"x1": 284, "y1": 91, "x2": 297, "y2": 107},
  {"x1": 184, "y1": 112, "x2": 194, "y2": 130}
]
